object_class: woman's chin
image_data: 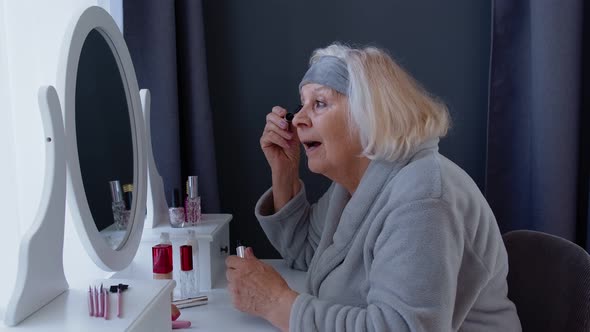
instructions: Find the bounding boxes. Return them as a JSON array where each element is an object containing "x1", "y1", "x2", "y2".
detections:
[{"x1": 306, "y1": 160, "x2": 324, "y2": 175}]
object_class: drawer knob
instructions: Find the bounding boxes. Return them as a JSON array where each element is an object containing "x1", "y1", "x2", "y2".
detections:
[{"x1": 220, "y1": 245, "x2": 228, "y2": 254}]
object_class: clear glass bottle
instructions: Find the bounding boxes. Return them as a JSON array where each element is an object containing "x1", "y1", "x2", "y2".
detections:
[
  {"x1": 109, "y1": 180, "x2": 126, "y2": 230},
  {"x1": 152, "y1": 243, "x2": 173, "y2": 280},
  {"x1": 169, "y1": 188, "x2": 186, "y2": 228},
  {"x1": 185, "y1": 176, "x2": 201, "y2": 225},
  {"x1": 122, "y1": 183, "x2": 133, "y2": 228},
  {"x1": 179, "y1": 245, "x2": 198, "y2": 299},
  {"x1": 186, "y1": 230, "x2": 199, "y2": 291}
]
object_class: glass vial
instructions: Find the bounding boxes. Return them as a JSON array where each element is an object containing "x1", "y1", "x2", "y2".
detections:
[
  {"x1": 152, "y1": 243, "x2": 173, "y2": 280},
  {"x1": 186, "y1": 230, "x2": 199, "y2": 291},
  {"x1": 122, "y1": 184, "x2": 133, "y2": 227},
  {"x1": 109, "y1": 180, "x2": 126, "y2": 230},
  {"x1": 185, "y1": 176, "x2": 201, "y2": 225},
  {"x1": 179, "y1": 245, "x2": 198, "y2": 299},
  {"x1": 169, "y1": 188, "x2": 186, "y2": 228}
]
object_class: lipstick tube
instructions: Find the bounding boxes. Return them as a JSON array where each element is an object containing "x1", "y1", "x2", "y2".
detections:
[
  {"x1": 236, "y1": 240, "x2": 246, "y2": 258},
  {"x1": 117, "y1": 287, "x2": 122, "y2": 318},
  {"x1": 98, "y1": 284, "x2": 103, "y2": 317},
  {"x1": 88, "y1": 286, "x2": 94, "y2": 316},
  {"x1": 94, "y1": 286, "x2": 99, "y2": 317},
  {"x1": 104, "y1": 288, "x2": 109, "y2": 320}
]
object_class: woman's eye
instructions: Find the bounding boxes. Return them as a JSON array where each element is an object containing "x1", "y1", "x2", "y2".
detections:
[{"x1": 314, "y1": 100, "x2": 326, "y2": 109}]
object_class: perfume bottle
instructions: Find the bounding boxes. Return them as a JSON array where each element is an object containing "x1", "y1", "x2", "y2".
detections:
[
  {"x1": 186, "y1": 230, "x2": 199, "y2": 290},
  {"x1": 179, "y1": 245, "x2": 198, "y2": 299},
  {"x1": 185, "y1": 176, "x2": 201, "y2": 225},
  {"x1": 122, "y1": 184, "x2": 133, "y2": 227},
  {"x1": 109, "y1": 180, "x2": 126, "y2": 230},
  {"x1": 152, "y1": 243, "x2": 173, "y2": 280},
  {"x1": 169, "y1": 188, "x2": 186, "y2": 228}
]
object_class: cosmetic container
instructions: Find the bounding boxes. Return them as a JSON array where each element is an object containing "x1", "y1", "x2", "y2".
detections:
[
  {"x1": 179, "y1": 245, "x2": 198, "y2": 299},
  {"x1": 122, "y1": 183, "x2": 133, "y2": 227},
  {"x1": 109, "y1": 180, "x2": 126, "y2": 230},
  {"x1": 152, "y1": 244, "x2": 173, "y2": 280},
  {"x1": 236, "y1": 240, "x2": 246, "y2": 258},
  {"x1": 186, "y1": 230, "x2": 199, "y2": 289},
  {"x1": 185, "y1": 176, "x2": 201, "y2": 225},
  {"x1": 169, "y1": 188, "x2": 186, "y2": 228}
]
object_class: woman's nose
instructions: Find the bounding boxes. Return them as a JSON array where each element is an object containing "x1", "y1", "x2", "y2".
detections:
[{"x1": 292, "y1": 106, "x2": 311, "y2": 127}]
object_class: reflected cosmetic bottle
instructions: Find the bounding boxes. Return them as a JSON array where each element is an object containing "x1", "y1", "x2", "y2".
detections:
[
  {"x1": 185, "y1": 176, "x2": 201, "y2": 225},
  {"x1": 122, "y1": 184, "x2": 133, "y2": 228},
  {"x1": 152, "y1": 243, "x2": 173, "y2": 280},
  {"x1": 169, "y1": 188, "x2": 186, "y2": 228},
  {"x1": 179, "y1": 245, "x2": 198, "y2": 299},
  {"x1": 109, "y1": 180, "x2": 126, "y2": 230}
]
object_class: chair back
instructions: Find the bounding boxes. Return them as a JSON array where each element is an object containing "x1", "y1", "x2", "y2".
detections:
[{"x1": 503, "y1": 230, "x2": 590, "y2": 332}]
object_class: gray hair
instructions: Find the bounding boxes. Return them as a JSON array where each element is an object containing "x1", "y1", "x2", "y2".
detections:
[{"x1": 306, "y1": 43, "x2": 450, "y2": 161}]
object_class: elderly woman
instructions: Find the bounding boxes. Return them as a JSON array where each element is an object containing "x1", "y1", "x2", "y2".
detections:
[{"x1": 225, "y1": 43, "x2": 521, "y2": 332}]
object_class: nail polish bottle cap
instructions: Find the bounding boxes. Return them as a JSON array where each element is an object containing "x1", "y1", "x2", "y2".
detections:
[
  {"x1": 109, "y1": 180, "x2": 123, "y2": 203},
  {"x1": 152, "y1": 244, "x2": 173, "y2": 274},
  {"x1": 188, "y1": 176, "x2": 198, "y2": 198},
  {"x1": 171, "y1": 188, "x2": 182, "y2": 208},
  {"x1": 180, "y1": 245, "x2": 193, "y2": 271}
]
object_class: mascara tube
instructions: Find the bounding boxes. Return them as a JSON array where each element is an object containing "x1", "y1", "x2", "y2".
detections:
[{"x1": 286, "y1": 111, "x2": 295, "y2": 131}]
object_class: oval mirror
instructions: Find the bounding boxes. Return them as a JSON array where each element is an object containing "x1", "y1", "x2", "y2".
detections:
[
  {"x1": 60, "y1": 6, "x2": 146, "y2": 271},
  {"x1": 76, "y1": 28, "x2": 134, "y2": 249}
]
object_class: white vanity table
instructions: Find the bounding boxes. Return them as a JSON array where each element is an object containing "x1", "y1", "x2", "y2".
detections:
[
  {"x1": 11, "y1": 213, "x2": 306, "y2": 331},
  {"x1": 2, "y1": 6, "x2": 307, "y2": 331},
  {"x1": 10, "y1": 278, "x2": 176, "y2": 331},
  {"x1": 113, "y1": 257, "x2": 307, "y2": 332},
  {"x1": 111, "y1": 214, "x2": 308, "y2": 331}
]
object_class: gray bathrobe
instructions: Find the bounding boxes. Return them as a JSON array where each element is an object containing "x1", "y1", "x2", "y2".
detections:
[{"x1": 255, "y1": 139, "x2": 521, "y2": 331}]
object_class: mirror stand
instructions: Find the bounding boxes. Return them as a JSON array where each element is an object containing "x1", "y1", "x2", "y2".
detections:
[
  {"x1": 4, "y1": 86, "x2": 68, "y2": 326},
  {"x1": 141, "y1": 89, "x2": 170, "y2": 228}
]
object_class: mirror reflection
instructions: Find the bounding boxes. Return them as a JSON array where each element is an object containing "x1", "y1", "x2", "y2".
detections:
[{"x1": 75, "y1": 28, "x2": 134, "y2": 249}]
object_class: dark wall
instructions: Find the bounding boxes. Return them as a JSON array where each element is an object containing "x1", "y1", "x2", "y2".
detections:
[{"x1": 203, "y1": 1, "x2": 491, "y2": 258}]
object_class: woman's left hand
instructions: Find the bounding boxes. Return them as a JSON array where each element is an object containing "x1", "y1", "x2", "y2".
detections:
[{"x1": 226, "y1": 247, "x2": 298, "y2": 331}]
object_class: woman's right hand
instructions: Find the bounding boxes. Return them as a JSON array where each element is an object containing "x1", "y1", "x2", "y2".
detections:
[
  {"x1": 260, "y1": 106, "x2": 300, "y2": 174},
  {"x1": 260, "y1": 106, "x2": 301, "y2": 211}
]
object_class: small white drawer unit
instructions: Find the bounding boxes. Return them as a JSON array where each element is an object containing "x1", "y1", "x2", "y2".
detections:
[{"x1": 116, "y1": 214, "x2": 232, "y2": 292}]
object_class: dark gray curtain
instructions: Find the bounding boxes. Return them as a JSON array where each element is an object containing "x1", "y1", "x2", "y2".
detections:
[
  {"x1": 123, "y1": 0, "x2": 220, "y2": 212},
  {"x1": 487, "y1": 0, "x2": 589, "y2": 250}
]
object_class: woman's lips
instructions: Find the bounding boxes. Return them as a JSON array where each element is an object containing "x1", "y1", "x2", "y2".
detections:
[{"x1": 303, "y1": 141, "x2": 322, "y2": 153}]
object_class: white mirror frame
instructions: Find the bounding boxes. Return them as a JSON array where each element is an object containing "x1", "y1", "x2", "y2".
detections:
[{"x1": 58, "y1": 6, "x2": 146, "y2": 271}]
